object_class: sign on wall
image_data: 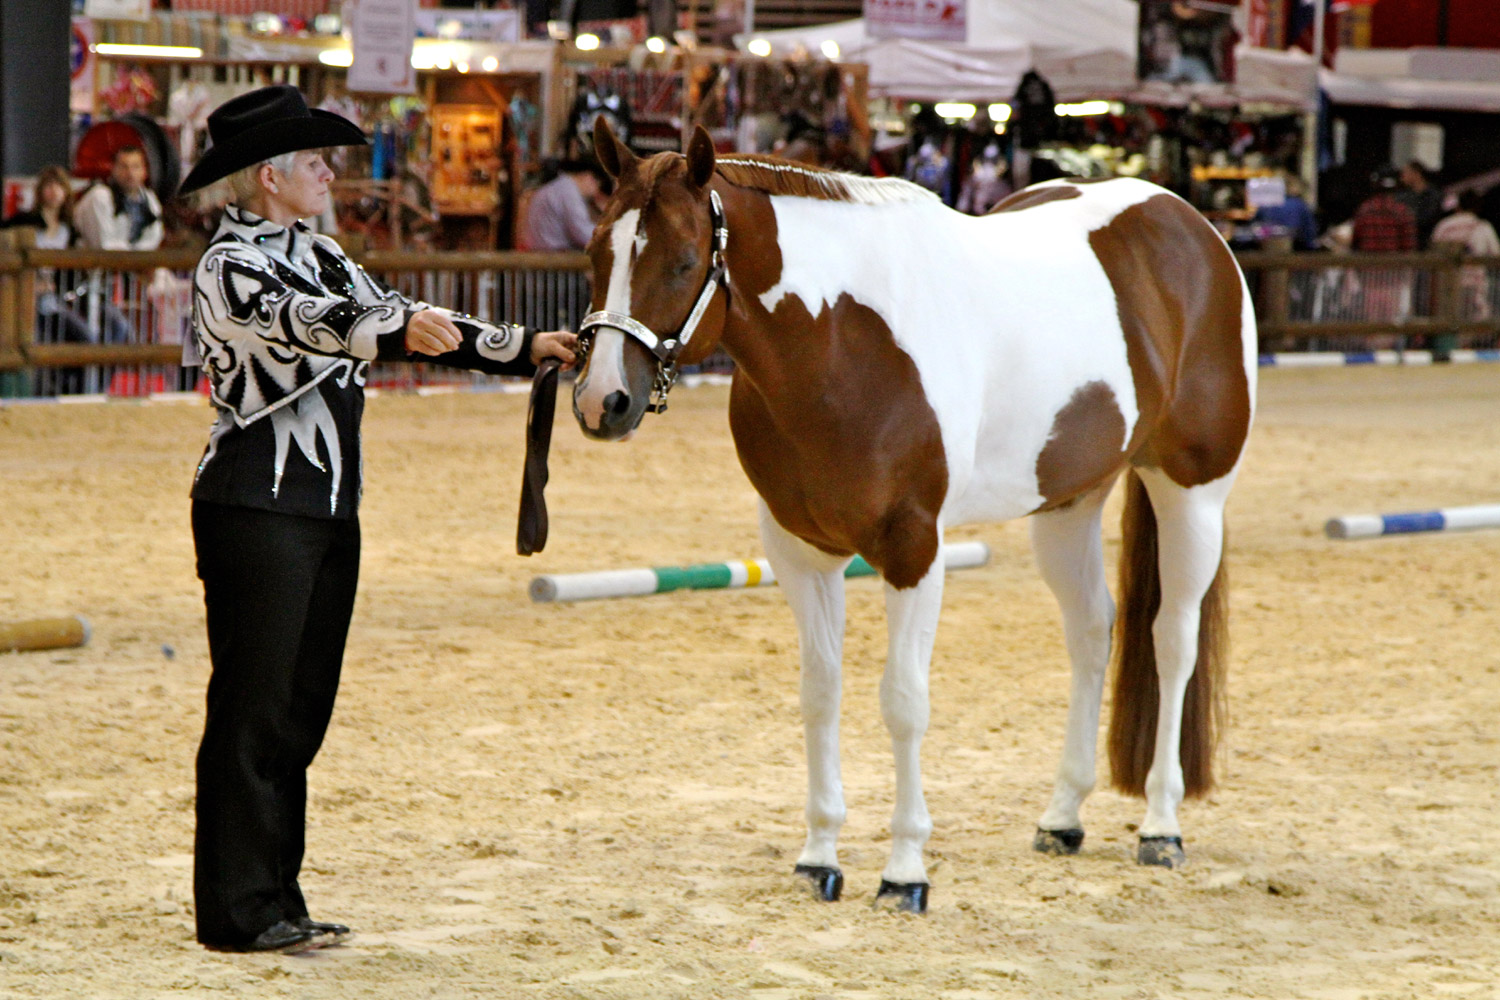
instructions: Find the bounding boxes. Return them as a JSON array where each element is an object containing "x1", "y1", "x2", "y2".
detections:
[
  {"x1": 83, "y1": 0, "x2": 152, "y2": 20},
  {"x1": 70, "y1": 18, "x2": 97, "y2": 115},
  {"x1": 865, "y1": 0, "x2": 967, "y2": 43},
  {"x1": 348, "y1": 0, "x2": 416, "y2": 95}
]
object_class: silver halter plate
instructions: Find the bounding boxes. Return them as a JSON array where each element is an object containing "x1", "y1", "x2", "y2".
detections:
[{"x1": 578, "y1": 190, "x2": 728, "y2": 413}]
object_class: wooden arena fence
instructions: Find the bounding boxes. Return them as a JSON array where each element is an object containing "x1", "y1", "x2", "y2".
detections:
[{"x1": 3, "y1": 230, "x2": 1499, "y2": 398}]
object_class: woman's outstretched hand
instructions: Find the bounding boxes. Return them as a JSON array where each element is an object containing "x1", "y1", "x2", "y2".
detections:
[{"x1": 530, "y1": 330, "x2": 579, "y2": 370}]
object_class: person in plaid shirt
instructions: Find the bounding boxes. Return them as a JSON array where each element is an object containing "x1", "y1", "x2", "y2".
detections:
[{"x1": 1353, "y1": 167, "x2": 1418, "y2": 252}]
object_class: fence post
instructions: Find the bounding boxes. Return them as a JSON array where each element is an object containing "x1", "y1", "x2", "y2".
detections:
[{"x1": 1431, "y1": 244, "x2": 1463, "y2": 358}]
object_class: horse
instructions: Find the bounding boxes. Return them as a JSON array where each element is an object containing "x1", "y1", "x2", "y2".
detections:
[{"x1": 571, "y1": 118, "x2": 1256, "y2": 913}]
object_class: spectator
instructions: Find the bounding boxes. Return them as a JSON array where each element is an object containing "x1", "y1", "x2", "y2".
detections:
[
  {"x1": 73, "y1": 145, "x2": 166, "y2": 346},
  {"x1": 1351, "y1": 166, "x2": 1417, "y2": 325},
  {"x1": 1398, "y1": 161, "x2": 1444, "y2": 249},
  {"x1": 956, "y1": 143, "x2": 1012, "y2": 216},
  {"x1": 74, "y1": 145, "x2": 164, "y2": 251},
  {"x1": 517, "y1": 160, "x2": 606, "y2": 251},
  {"x1": 1253, "y1": 174, "x2": 1320, "y2": 250},
  {"x1": 2, "y1": 167, "x2": 94, "y2": 389},
  {"x1": 1431, "y1": 190, "x2": 1500, "y2": 320},
  {"x1": 1352, "y1": 167, "x2": 1417, "y2": 252}
]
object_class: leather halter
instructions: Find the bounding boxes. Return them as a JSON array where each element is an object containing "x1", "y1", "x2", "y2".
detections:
[{"x1": 578, "y1": 190, "x2": 729, "y2": 414}]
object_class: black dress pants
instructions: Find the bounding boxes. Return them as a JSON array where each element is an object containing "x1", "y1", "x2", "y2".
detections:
[{"x1": 191, "y1": 500, "x2": 360, "y2": 947}]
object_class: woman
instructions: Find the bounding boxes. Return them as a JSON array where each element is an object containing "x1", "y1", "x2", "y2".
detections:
[
  {"x1": 1, "y1": 167, "x2": 94, "y2": 358},
  {"x1": 177, "y1": 85, "x2": 576, "y2": 954}
]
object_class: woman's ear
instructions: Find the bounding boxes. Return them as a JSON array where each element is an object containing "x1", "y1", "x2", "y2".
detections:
[{"x1": 259, "y1": 162, "x2": 279, "y2": 195}]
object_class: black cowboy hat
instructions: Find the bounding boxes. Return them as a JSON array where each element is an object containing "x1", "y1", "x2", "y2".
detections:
[{"x1": 177, "y1": 85, "x2": 367, "y2": 195}]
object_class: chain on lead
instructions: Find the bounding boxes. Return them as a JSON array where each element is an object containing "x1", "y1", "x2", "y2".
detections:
[{"x1": 647, "y1": 361, "x2": 678, "y2": 413}]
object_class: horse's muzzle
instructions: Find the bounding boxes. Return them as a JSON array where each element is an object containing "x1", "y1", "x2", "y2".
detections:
[
  {"x1": 573, "y1": 385, "x2": 645, "y2": 441},
  {"x1": 571, "y1": 333, "x2": 655, "y2": 441}
]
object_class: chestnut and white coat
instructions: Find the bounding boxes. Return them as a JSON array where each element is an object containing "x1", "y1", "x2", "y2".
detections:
[{"x1": 575, "y1": 122, "x2": 1256, "y2": 909}]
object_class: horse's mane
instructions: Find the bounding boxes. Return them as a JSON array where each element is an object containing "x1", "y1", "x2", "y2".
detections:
[{"x1": 714, "y1": 155, "x2": 937, "y2": 206}]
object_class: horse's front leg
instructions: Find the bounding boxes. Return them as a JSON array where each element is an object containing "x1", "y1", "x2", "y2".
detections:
[
  {"x1": 759, "y1": 503, "x2": 850, "y2": 902},
  {"x1": 875, "y1": 555, "x2": 946, "y2": 914}
]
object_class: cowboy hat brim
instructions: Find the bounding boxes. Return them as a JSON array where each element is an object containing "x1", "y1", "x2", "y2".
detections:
[{"x1": 177, "y1": 109, "x2": 368, "y2": 195}]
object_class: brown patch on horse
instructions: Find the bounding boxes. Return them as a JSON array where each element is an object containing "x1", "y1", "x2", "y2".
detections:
[
  {"x1": 990, "y1": 185, "x2": 1083, "y2": 214},
  {"x1": 725, "y1": 284, "x2": 947, "y2": 590},
  {"x1": 1033, "y1": 380, "x2": 1127, "y2": 510},
  {"x1": 1088, "y1": 195, "x2": 1251, "y2": 487}
]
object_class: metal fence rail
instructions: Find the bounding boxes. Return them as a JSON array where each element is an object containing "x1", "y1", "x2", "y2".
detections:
[
  {"x1": 1237, "y1": 248, "x2": 1500, "y2": 354},
  {"x1": 0, "y1": 235, "x2": 592, "y2": 398},
  {"x1": 5, "y1": 239, "x2": 1500, "y2": 399}
]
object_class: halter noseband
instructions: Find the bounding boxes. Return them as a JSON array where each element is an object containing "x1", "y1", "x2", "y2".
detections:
[{"x1": 578, "y1": 189, "x2": 729, "y2": 414}]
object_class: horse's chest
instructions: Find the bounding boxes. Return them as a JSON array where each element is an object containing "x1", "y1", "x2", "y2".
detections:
[{"x1": 726, "y1": 340, "x2": 948, "y2": 587}]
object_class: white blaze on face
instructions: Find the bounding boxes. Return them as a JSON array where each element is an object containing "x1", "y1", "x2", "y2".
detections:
[{"x1": 576, "y1": 209, "x2": 644, "y2": 430}]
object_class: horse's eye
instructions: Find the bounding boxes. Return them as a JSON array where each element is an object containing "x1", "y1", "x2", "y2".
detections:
[{"x1": 673, "y1": 255, "x2": 698, "y2": 277}]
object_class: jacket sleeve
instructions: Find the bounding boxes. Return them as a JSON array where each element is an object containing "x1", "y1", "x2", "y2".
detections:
[
  {"x1": 194, "y1": 240, "x2": 413, "y2": 363},
  {"x1": 320, "y1": 235, "x2": 537, "y2": 378}
]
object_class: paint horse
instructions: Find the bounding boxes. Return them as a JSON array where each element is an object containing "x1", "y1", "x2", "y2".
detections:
[{"x1": 573, "y1": 119, "x2": 1256, "y2": 913}]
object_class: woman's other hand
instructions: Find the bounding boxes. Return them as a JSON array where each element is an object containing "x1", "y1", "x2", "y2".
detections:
[{"x1": 530, "y1": 330, "x2": 579, "y2": 370}]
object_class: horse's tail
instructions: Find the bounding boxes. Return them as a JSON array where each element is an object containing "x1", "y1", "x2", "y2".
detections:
[{"x1": 1107, "y1": 470, "x2": 1229, "y2": 798}]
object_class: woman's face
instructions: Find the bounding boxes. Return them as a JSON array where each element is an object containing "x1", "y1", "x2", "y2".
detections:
[
  {"x1": 38, "y1": 179, "x2": 67, "y2": 211},
  {"x1": 267, "y1": 150, "x2": 335, "y2": 220}
]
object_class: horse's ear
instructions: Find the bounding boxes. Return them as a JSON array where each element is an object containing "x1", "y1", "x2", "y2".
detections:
[
  {"x1": 593, "y1": 116, "x2": 636, "y2": 181},
  {"x1": 685, "y1": 125, "x2": 716, "y2": 190}
]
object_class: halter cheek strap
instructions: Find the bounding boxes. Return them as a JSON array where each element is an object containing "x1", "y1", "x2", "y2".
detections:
[{"x1": 578, "y1": 190, "x2": 729, "y2": 413}]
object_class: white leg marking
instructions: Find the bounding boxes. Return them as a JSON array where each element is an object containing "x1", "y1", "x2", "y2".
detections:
[
  {"x1": 758, "y1": 502, "x2": 851, "y2": 870},
  {"x1": 1135, "y1": 467, "x2": 1234, "y2": 838},
  {"x1": 576, "y1": 211, "x2": 642, "y2": 429},
  {"x1": 1030, "y1": 487, "x2": 1116, "y2": 833},
  {"x1": 880, "y1": 553, "x2": 945, "y2": 885}
]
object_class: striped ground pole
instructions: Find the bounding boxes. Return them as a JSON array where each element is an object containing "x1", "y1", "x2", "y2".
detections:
[
  {"x1": 529, "y1": 540, "x2": 992, "y2": 603},
  {"x1": 1259, "y1": 349, "x2": 1500, "y2": 368},
  {"x1": 1325, "y1": 504, "x2": 1500, "y2": 540}
]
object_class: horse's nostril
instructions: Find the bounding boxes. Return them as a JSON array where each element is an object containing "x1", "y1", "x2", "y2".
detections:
[{"x1": 603, "y1": 390, "x2": 631, "y2": 419}]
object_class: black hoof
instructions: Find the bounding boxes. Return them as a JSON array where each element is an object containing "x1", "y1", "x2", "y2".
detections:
[
  {"x1": 1138, "y1": 835, "x2": 1186, "y2": 869},
  {"x1": 1033, "y1": 827, "x2": 1085, "y2": 855},
  {"x1": 873, "y1": 880, "x2": 929, "y2": 914},
  {"x1": 793, "y1": 864, "x2": 843, "y2": 901}
]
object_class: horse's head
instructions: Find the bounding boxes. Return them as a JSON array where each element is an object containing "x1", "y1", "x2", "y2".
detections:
[{"x1": 572, "y1": 118, "x2": 729, "y2": 441}]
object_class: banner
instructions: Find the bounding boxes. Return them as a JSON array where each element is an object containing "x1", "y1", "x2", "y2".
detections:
[
  {"x1": 1137, "y1": 0, "x2": 1238, "y2": 84},
  {"x1": 70, "y1": 18, "x2": 97, "y2": 115},
  {"x1": 348, "y1": 0, "x2": 416, "y2": 95},
  {"x1": 83, "y1": 0, "x2": 151, "y2": 20},
  {"x1": 414, "y1": 8, "x2": 521, "y2": 43},
  {"x1": 865, "y1": 0, "x2": 967, "y2": 44}
]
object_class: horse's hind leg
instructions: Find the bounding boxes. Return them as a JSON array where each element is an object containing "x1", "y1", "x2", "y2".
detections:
[
  {"x1": 758, "y1": 502, "x2": 851, "y2": 902},
  {"x1": 1134, "y1": 467, "x2": 1232, "y2": 868},
  {"x1": 874, "y1": 554, "x2": 946, "y2": 914},
  {"x1": 1029, "y1": 485, "x2": 1115, "y2": 855}
]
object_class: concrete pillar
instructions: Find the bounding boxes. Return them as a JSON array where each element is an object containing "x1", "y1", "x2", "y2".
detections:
[{"x1": 1, "y1": 0, "x2": 72, "y2": 178}]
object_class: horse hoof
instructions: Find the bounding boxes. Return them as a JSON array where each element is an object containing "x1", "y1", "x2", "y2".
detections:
[
  {"x1": 1033, "y1": 827, "x2": 1085, "y2": 855},
  {"x1": 1138, "y1": 836, "x2": 1186, "y2": 869},
  {"x1": 873, "y1": 880, "x2": 929, "y2": 914},
  {"x1": 793, "y1": 864, "x2": 843, "y2": 902}
]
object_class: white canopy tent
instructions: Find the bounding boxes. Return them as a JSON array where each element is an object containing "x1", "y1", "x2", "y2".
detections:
[{"x1": 737, "y1": 0, "x2": 1317, "y2": 109}]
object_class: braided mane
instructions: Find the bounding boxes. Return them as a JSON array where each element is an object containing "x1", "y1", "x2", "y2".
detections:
[{"x1": 714, "y1": 155, "x2": 937, "y2": 206}]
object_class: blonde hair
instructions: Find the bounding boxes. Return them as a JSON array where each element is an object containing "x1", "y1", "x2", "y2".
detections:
[{"x1": 227, "y1": 150, "x2": 301, "y2": 204}]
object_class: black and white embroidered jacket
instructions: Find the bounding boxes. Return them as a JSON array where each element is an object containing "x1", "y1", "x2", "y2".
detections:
[{"x1": 191, "y1": 206, "x2": 535, "y2": 519}]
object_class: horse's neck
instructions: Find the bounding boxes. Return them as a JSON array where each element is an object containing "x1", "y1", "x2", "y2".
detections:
[{"x1": 716, "y1": 191, "x2": 950, "y2": 393}]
